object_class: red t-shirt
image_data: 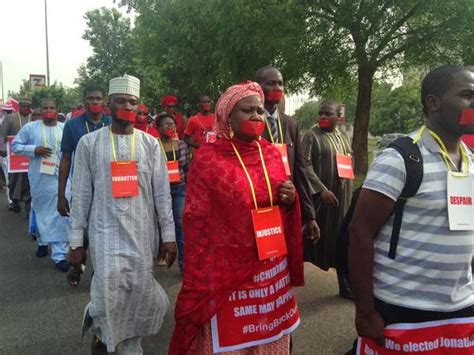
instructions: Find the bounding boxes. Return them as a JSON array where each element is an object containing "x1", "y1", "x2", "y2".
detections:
[{"x1": 184, "y1": 113, "x2": 216, "y2": 144}]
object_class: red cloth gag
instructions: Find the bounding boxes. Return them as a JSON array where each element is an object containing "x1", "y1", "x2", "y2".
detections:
[{"x1": 169, "y1": 137, "x2": 304, "y2": 354}]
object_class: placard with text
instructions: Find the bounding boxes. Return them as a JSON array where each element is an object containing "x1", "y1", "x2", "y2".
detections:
[{"x1": 211, "y1": 257, "x2": 300, "y2": 353}]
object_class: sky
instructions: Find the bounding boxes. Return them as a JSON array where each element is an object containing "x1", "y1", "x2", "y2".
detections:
[{"x1": 1, "y1": 0, "x2": 132, "y2": 101}]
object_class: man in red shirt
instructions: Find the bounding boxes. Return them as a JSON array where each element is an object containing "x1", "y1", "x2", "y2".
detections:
[{"x1": 184, "y1": 94, "x2": 217, "y2": 149}]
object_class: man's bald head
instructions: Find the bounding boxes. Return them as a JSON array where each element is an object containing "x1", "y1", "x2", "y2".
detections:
[{"x1": 255, "y1": 66, "x2": 281, "y2": 84}]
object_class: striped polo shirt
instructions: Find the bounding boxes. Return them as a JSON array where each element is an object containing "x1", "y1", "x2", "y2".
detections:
[{"x1": 363, "y1": 128, "x2": 474, "y2": 312}]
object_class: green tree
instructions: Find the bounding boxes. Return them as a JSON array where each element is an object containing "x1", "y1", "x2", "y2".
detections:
[
  {"x1": 293, "y1": 101, "x2": 319, "y2": 130},
  {"x1": 117, "y1": 0, "x2": 472, "y2": 174},
  {"x1": 76, "y1": 6, "x2": 167, "y2": 108},
  {"x1": 75, "y1": 7, "x2": 140, "y2": 94},
  {"x1": 31, "y1": 83, "x2": 81, "y2": 112},
  {"x1": 8, "y1": 81, "x2": 80, "y2": 111},
  {"x1": 369, "y1": 77, "x2": 423, "y2": 137},
  {"x1": 300, "y1": 0, "x2": 472, "y2": 174}
]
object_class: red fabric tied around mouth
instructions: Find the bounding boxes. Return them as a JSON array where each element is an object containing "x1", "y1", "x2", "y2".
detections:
[
  {"x1": 116, "y1": 109, "x2": 137, "y2": 123},
  {"x1": 240, "y1": 120, "x2": 265, "y2": 136},
  {"x1": 460, "y1": 108, "x2": 474, "y2": 125},
  {"x1": 318, "y1": 118, "x2": 333, "y2": 129},
  {"x1": 267, "y1": 90, "x2": 284, "y2": 102},
  {"x1": 42, "y1": 112, "x2": 57, "y2": 119},
  {"x1": 88, "y1": 103, "x2": 103, "y2": 114}
]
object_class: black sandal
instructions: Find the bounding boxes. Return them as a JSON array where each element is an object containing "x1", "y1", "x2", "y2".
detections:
[{"x1": 66, "y1": 266, "x2": 83, "y2": 287}]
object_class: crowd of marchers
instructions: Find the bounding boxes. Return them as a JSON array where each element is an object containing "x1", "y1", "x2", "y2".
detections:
[{"x1": 0, "y1": 64, "x2": 473, "y2": 354}]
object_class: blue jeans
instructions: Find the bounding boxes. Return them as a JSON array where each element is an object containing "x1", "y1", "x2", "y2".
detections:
[{"x1": 170, "y1": 183, "x2": 185, "y2": 271}]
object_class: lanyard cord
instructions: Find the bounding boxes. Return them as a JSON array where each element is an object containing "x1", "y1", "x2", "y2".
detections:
[
  {"x1": 109, "y1": 127, "x2": 136, "y2": 162},
  {"x1": 414, "y1": 126, "x2": 469, "y2": 174},
  {"x1": 42, "y1": 122, "x2": 60, "y2": 153},
  {"x1": 230, "y1": 140, "x2": 273, "y2": 210},
  {"x1": 86, "y1": 119, "x2": 104, "y2": 134},
  {"x1": 18, "y1": 113, "x2": 31, "y2": 129},
  {"x1": 324, "y1": 130, "x2": 349, "y2": 155},
  {"x1": 265, "y1": 114, "x2": 284, "y2": 144},
  {"x1": 159, "y1": 139, "x2": 176, "y2": 161}
]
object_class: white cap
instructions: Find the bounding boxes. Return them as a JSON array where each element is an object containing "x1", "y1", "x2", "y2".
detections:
[{"x1": 108, "y1": 74, "x2": 140, "y2": 98}]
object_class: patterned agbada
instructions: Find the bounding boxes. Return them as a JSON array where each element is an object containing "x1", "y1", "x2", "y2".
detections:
[
  {"x1": 170, "y1": 81, "x2": 304, "y2": 354},
  {"x1": 12, "y1": 121, "x2": 70, "y2": 245},
  {"x1": 0, "y1": 112, "x2": 31, "y2": 202},
  {"x1": 302, "y1": 126, "x2": 353, "y2": 270},
  {"x1": 70, "y1": 127, "x2": 175, "y2": 352}
]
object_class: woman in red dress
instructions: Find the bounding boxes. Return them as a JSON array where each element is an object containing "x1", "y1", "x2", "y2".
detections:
[{"x1": 169, "y1": 81, "x2": 304, "y2": 354}]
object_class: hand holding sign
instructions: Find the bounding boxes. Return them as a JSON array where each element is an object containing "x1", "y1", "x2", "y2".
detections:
[
  {"x1": 356, "y1": 310, "x2": 385, "y2": 346},
  {"x1": 35, "y1": 146, "x2": 52, "y2": 158}
]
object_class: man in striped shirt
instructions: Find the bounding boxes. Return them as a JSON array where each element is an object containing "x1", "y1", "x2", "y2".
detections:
[{"x1": 349, "y1": 65, "x2": 474, "y2": 345}]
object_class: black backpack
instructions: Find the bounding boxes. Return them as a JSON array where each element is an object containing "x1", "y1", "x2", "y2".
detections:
[{"x1": 337, "y1": 136, "x2": 424, "y2": 273}]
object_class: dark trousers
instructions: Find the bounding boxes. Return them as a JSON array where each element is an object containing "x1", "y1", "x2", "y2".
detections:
[{"x1": 170, "y1": 183, "x2": 185, "y2": 271}]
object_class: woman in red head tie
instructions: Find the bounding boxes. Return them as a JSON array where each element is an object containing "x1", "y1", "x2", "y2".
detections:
[
  {"x1": 169, "y1": 81, "x2": 304, "y2": 354},
  {"x1": 134, "y1": 104, "x2": 160, "y2": 138},
  {"x1": 161, "y1": 95, "x2": 185, "y2": 139}
]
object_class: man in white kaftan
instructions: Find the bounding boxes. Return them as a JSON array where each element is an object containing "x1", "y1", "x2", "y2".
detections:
[
  {"x1": 69, "y1": 74, "x2": 176, "y2": 354},
  {"x1": 11, "y1": 99, "x2": 71, "y2": 271}
]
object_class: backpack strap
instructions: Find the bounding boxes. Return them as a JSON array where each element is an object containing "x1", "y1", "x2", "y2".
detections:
[{"x1": 387, "y1": 136, "x2": 423, "y2": 259}]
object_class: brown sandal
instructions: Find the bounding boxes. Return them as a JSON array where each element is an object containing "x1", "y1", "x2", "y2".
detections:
[{"x1": 91, "y1": 335, "x2": 108, "y2": 355}]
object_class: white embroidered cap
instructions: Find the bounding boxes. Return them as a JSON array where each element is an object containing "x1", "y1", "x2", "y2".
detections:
[{"x1": 108, "y1": 74, "x2": 140, "y2": 98}]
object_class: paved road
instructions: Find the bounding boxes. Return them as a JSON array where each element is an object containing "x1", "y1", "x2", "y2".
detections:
[{"x1": 0, "y1": 191, "x2": 356, "y2": 354}]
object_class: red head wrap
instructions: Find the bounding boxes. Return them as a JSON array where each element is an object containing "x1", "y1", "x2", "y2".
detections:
[
  {"x1": 138, "y1": 103, "x2": 149, "y2": 113},
  {"x1": 161, "y1": 95, "x2": 179, "y2": 107},
  {"x1": 215, "y1": 81, "x2": 264, "y2": 135}
]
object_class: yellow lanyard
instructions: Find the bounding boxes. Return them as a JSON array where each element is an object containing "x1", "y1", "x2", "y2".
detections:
[
  {"x1": 41, "y1": 122, "x2": 60, "y2": 154},
  {"x1": 18, "y1": 113, "x2": 31, "y2": 129},
  {"x1": 109, "y1": 127, "x2": 136, "y2": 162},
  {"x1": 230, "y1": 140, "x2": 273, "y2": 210},
  {"x1": 159, "y1": 139, "x2": 176, "y2": 161},
  {"x1": 265, "y1": 114, "x2": 284, "y2": 144},
  {"x1": 325, "y1": 130, "x2": 349, "y2": 155},
  {"x1": 414, "y1": 126, "x2": 469, "y2": 175},
  {"x1": 86, "y1": 119, "x2": 104, "y2": 134}
]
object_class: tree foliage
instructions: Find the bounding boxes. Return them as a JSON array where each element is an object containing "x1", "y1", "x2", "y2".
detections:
[
  {"x1": 76, "y1": 6, "x2": 167, "y2": 109},
  {"x1": 107, "y1": 0, "x2": 472, "y2": 175},
  {"x1": 369, "y1": 79, "x2": 423, "y2": 137},
  {"x1": 8, "y1": 81, "x2": 80, "y2": 112}
]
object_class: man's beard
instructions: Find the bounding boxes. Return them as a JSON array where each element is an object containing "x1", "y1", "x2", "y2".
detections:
[{"x1": 113, "y1": 116, "x2": 133, "y2": 127}]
